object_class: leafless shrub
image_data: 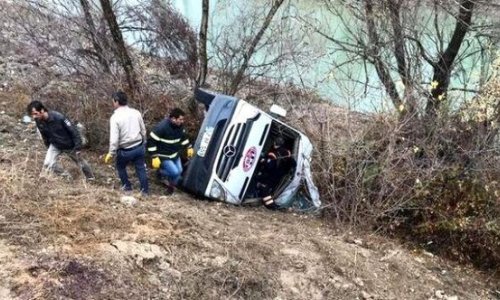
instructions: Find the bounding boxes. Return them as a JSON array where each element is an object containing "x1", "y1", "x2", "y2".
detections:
[
  {"x1": 123, "y1": 0, "x2": 198, "y2": 79},
  {"x1": 301, "y1": 0, "x2": 498, "y2": 119},
  {"x1": 209, "y1": 1, "x2": 315, "y2": 95},
  {"x1": 305, "y1": 96, "x2": 499, "y2": 270}
]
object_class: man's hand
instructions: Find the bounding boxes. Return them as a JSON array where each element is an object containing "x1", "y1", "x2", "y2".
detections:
[
  {"x1": 186, "y1": 147, "x2": 194, "y2": 159},
  {"x1": 104, "y1": 153, "x2": 113, "y2": 164},
  {"x1": 151, "y1": 157, "x2": 161, "y2": 169}
]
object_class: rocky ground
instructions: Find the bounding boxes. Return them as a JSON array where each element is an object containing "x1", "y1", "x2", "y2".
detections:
[{"x1": 0, "y1": 96, "x2": 499, "y2": 300}]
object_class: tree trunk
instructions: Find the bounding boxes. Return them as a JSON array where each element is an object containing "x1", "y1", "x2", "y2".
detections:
[
  {"x1": 79, "y1": 0, "x2": 110, "y2": 73},
  {"x1": 364, "y1": 0, "x2": 404, "y2": 115},
  {"x1": 99, "y1": 0, "x2": 139, "y2": 96},
  {"x1": 388, "y1": 0, "x2": 417, "y2": 116},
  {"x1": 196, "y1": 0, "x2": 209, "y2": 88},
  {"x1": 426, "y1": 0, "x2": 474, "y2": 116},
  {"x1": 227, "y1": 0, "x2": 285, "y2": 96}
]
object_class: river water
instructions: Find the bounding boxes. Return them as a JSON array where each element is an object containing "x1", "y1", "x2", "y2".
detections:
[{"x1": 172, "y1": 0, "x2": 493, "y2": 112}]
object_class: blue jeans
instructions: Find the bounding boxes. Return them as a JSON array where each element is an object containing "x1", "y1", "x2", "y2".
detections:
[
  {"x1": 116, "y1": 145, "x2": 149, "y2": 194},
  {"x1": 158, "y1": 157, "x2": 183, "y2": 185}
]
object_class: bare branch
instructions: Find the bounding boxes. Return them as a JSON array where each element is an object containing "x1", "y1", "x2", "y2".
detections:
[{"x1": 228, "y1": 0, "x2": 285, "y2": 95}]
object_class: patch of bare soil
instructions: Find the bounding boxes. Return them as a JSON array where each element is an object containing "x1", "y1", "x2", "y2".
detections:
[{"x1": 0, "y1": 108, "x2": 498, "y2": 299}]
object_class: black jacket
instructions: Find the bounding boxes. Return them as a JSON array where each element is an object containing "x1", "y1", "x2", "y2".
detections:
[
  {"x1": 147, "y1": 119, "x2": 190, "y2": 160},
  {"x1": 35, "y1": 111, "x2": 82, "y2": 151}
]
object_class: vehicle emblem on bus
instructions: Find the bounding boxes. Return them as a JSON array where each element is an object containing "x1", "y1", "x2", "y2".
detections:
[
  {"x1": 243, "y1": 146, "x2": 257, "y2": 172},
  {"x1": 223, "y1": 145, "x2": 236, "y2": 157}
]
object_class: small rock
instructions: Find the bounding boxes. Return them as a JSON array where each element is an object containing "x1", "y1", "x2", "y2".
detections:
[
  {"x1": 414, "y1": 256, "x2": 425, "y2": 263},
  {"x1": 445, "y1": 296, "x2": 458, "y2": 300},
  {"x1": 353, "y1": 238, "x2": 363, "y2": 245},
  {"x1": 380, "y1": 249, "x2": 401, "y2": 262},
  {"x1": 422, "y1": 251, "x2": 434, "y2": 257},
  {"x1": 120, "y1": 195, "x2": 138, "y2": 206},
  {"x1": 21, "y1": 115, "x2": 31, "y2": 123},
  {"x1": 354, "y1": 277, "x2": 364, "y2": 287},
  {"x1": 148, "y1": 275, "x2": 161, "y2": 285},
  {"x1": 344, "y1": 236, "x2": 363, "y2": 245},
  {"x1": 360, "y1": 291, "x2": 372, "y2": 299},
  {"x1": 165, "y1": 267, "x2": 182, "y2": 280},
  {"x1": 158, "y1": 261, "x2": 171, "y2": 270},
  {"x1": 435, "y1": 290, "x2": 445, "y2": 299}
]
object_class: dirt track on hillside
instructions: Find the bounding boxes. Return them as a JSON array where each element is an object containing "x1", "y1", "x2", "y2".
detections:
[{"x1": 0, "y1": 111, "x2": 498, "y2": 299}]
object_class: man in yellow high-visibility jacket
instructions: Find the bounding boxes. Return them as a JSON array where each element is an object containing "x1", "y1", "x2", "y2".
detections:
[{"x1": 147, "y1": 108, "x2": 193, "y2": 194}]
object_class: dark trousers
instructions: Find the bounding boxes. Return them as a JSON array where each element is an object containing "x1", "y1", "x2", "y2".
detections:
[{"x1": 115, "y1": 145, "x2": 149, "y2": 194}]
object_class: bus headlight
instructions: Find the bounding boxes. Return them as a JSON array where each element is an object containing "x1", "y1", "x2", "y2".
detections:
[{"x1": 210, "y1": 181, "x2": 225, "y2": 201}]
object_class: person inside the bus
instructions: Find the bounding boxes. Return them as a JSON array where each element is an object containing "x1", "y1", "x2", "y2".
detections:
[{"x1": 254, "y1": 136, "x2": 295, "y2": 205}]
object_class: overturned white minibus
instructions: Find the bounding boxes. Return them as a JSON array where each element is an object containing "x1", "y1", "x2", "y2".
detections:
[{"x1": 180, "y1": 88, "x2": 320, "y2": 210}]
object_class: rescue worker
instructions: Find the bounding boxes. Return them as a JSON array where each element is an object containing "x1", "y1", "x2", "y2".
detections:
[
  {"x1": 27, "y1": 100, "x2": 94, "y2": 180},
  {"x1": 261, "y1": 136, "x2": 291, "y2": 170},
  {"x1": 256, "y1": 136, "x2": 294, "y2": 208},
  {"x1": 148, "y1": 108, "x2": 194, "y2": 194},
  {"x1": 104, "y1": 91, "x2": 149, "y2": 195}
]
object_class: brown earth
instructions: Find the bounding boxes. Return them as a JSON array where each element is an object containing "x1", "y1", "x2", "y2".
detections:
[{"x1": 0, "y1": 103, "x2": 498, "y2": 299}]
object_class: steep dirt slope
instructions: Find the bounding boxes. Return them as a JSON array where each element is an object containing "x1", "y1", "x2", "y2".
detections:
[{"x1": 0, "y1": 104, "x2": 498, "y2": 299}]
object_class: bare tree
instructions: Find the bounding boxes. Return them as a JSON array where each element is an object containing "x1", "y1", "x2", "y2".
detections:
[
  {"x1": 303, "y1": 0, "x2": 495, "y2": 120},
  {"x1": 364, "y1": 0, "x2": 405, "y2": 116},
  {"x1": 426, "y1": 0, "x2": 475, "y2": 116},
  {"x1": 207, "y1": 0, "x2": 314, "y2": 98},
  {"x1": 5, "y1": 0, "x2": 118, "y2": 79},
  {"x1": 123, "y1": 0, "x2": 197, "y2": 78},
  {"x1": 227, "y1": 0, "x2": 285, "y2": 95},
  {"x1": 79, "y1": 0, "x2": 111, "y2": 73},
  {"x1": 196, "y1": 0, "x2": 209, "y2": 88},
  {"x1": 99, "y1": 0, "x2": 138, "y2": 95}
]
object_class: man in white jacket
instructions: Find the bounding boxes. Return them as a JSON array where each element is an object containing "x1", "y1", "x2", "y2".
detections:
[{"x1": 104, "y1": 91, "x2": 149, "y2": 195}]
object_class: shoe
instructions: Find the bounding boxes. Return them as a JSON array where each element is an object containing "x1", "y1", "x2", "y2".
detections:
[
  {"x1": 139, "y1": 188, "x2": 149, "y2": 198},
  {"x1": 155, "y1": 171, "x2": 163, "y2": 182},
  {"x1": 161, "y1": 181, "x2": 174, "y2": 195},
  {"x1": 138, "y1": 192, "x2": 149, "y2": 199},
  {"x1": 121, "y1": 185, "x2": 133, "y2": 195},
  {"x1": 165, "y1": 183, "x2": 175, "y2": 195}
]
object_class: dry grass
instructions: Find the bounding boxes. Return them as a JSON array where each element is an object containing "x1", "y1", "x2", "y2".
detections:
[{"x1": 1, "y1": 107, "x2": 499, "y2": 299}]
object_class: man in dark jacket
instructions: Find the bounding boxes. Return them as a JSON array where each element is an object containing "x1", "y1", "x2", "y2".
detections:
[
  {"x1": 27, "y1": 100, "x2": 94, "y2": 179},
  {"x1": 255, "y1": 136, "x2": 295, "y2": 208},
  {"x1": 147, "y1": 108, "x2": 193, "y2": 194}
]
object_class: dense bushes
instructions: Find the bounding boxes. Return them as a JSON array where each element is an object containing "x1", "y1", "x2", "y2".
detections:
[
  {"x1": 8, "y1": 61, "x2": 498, "y2": 272},
  {"x1": 15, "y1": 73, "x2": 197, "y2": 151},
  {"x1": 251, "y1": 84, "x2": 498, "y2": 272},
  {"x1": 313, "y1": 112, "x2": 499, "y2": 271}
]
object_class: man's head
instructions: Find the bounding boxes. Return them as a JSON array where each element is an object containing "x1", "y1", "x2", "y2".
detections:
[
  {"x1": 27, "y1": 100, "x2": 49, "y2": 121},
  {"x1": 112, "y1": 91, "x2": 128, "y2": 108},
  {"x1": 169, "y1": 108, "x2": 186, "y2": 126},
  {"x1": 274, "y1": 136, "x2": 285, "y2": 148}
]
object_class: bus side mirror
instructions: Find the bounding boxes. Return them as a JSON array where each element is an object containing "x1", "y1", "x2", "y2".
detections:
[{"x1": 270, "y1": 104, "x2": 287, "y2": 117}]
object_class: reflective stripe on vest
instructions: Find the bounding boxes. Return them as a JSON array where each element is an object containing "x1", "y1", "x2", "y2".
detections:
[
  {"x1": 156, "y1": 152, "x2": 178, "y2": 159},
  {"x1": 150, "y1": 132, "x2": 181, "y2": 144}
]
